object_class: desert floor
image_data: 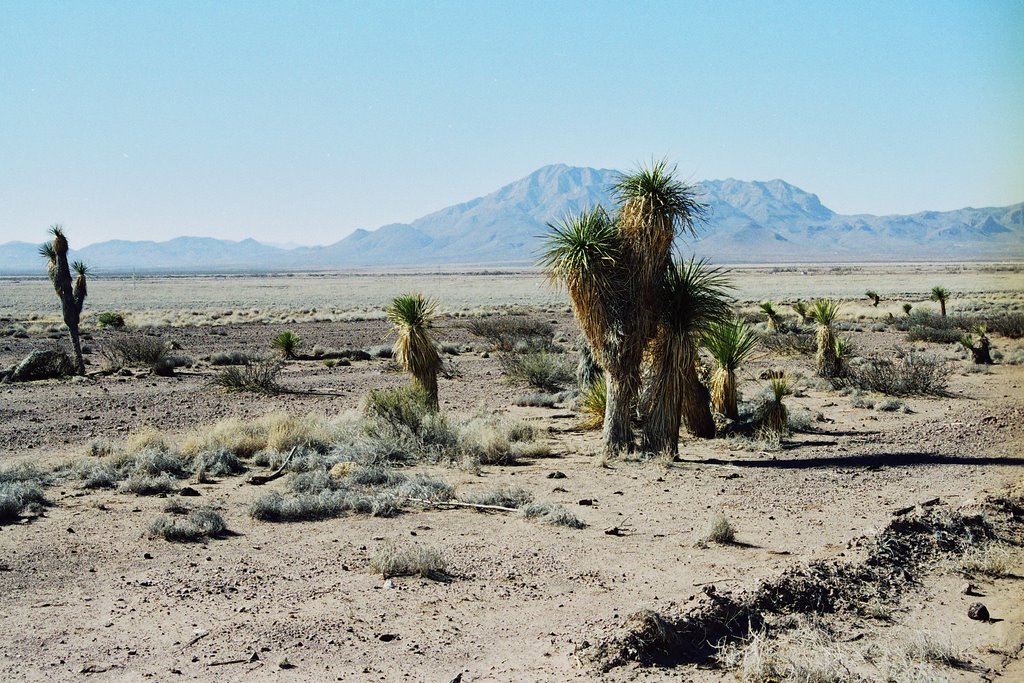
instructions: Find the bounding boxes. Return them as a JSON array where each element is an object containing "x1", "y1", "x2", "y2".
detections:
[{"x1": 1, "y1": 265, "x2": 1022, "y2": 682}]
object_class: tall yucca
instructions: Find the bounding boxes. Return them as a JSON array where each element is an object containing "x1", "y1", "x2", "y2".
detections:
[
  {"x1": 930, "y1": 286, "x2": 950, "y2": 317},
  {"x1": 39, "y1": 225, "x2": 88, "y2": 375},
  {"x1": 542, "y1": 161, "x2": 707, "y2": 456},
  {"x1": 387, "y1": 293, "x2": 442, "y2": 411},
  {"x1": 641, "y1": 258, "x2": 732, "y2": 453},
  {"x1": 760, "y1": 301, "x2": 781, "y2": 332},
  {"x1": 703, "y1": 319, "x2": 758, "y2": 419},
  {"x1": 808, "y1": 298, "x2": 842, "y2": 378}
]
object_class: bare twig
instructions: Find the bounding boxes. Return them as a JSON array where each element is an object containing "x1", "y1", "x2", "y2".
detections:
[
  {"x1": 404, "y1": 498, "x2": 519, "y2": 513},
  {"x1": 247, "y1": 447, "x2": 297, "y2": 486}
]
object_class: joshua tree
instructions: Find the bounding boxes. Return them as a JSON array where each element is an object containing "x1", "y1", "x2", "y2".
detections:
[
  {"x1": 272, "y1": 330, "x2": 302, "y2": 359},
  {"x1": 865, "y1": 290, "x2": 881, "y2": 307},
  {"x1": 808, "y1": 298, "x2": 843, "y2": 378},
  {"x1": 387, "y1": 293, "x2": 443, "y2": 410},
  {"x1": 542, "y1": 160, "x2": 705, "y2": 456},
  {"x1": 641, "y1": 258, "x2": 732, "y2": 452},
  {"x1": 930, "y1": 286, "x2": 950, "y2": 317},
  {"x1": 902, "y1": 303, "x2": 913, "y2": 316},
  {"x1": 39, "y1": 225, "x2": 88, "y2": 375},
  {"x1": 703, "y1": 319, "x2": 758, "y2": 420},
  {"x1": 760, "y1": 301, "x2": 781, "y2": 332},
  {"x1": 792, "y1": 300, "x2": 811, "y2": 324}
]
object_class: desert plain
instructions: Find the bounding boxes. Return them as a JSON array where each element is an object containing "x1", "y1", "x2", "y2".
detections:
[{"x1": 0, "y1": 263, "x2": 1023, "y2": 682}]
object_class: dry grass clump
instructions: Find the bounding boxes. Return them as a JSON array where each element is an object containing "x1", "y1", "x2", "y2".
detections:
[
  {"x1": 181, "y1": 412, "x2": 343, "y2": 458},
  {"x1": 124, "y1": 426, "x2": 173, "y2": 454},
  {"x1": 210, "y1": 359, "x2": 283, "y2": 393},
  {"x1": 119, "y1": 471, "x2": 179, "y2": 495},
  {"x1": 148, "y1": 507, "x2": 227, "y2": 542},
  {"x1": 459, "y1": 486, "x2": 534, "y2": 509},
  {"x1": 521, "y1": 501, "x2": 586, "y2": 528},
  {"x1": 577, "y1": 375, "x2": 607, "y2": 430},
  {"x1": 457, "y1": 414, "x2": 550, "y2": 465},
  {"x1": 957, "y1": 543, "x2": 1018, "y2": 577},
  {"x1": 759, "y1": 331, "x2": 816, "y2": 356},
  {"x1": 512, "y1": 391, "x2": 561, "y2": 407},
  {"x1": 500, "y1": 350, "x2": 574, "y2": 391},
  {"x1": 100, "y1": 333, "x2": 170, "y2": 370},
  {"x1": 721, "y1": 624, "x2": 859, "y2": 683},
  {"x1": 370, "y1": 539, "x2": 447, "y2": 579},
  {"x1": 467, "y1": 316, "x2": 555, "y2": 353},
  {"x1": 250, "y1": 489, "x2": 399, "y2": 522},
  {"x1": 694, "y1": 512, "x2": 737, "y2": 545},
  {"x1": 208, "y1": 351, "x2": 253, "y2": 366}
]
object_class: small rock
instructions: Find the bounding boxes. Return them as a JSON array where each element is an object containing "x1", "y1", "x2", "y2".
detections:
[
  {"x1": 278, "y1": 657, "x2": 294, "y2": 669},
  {"x1": 578, "y1": 499, "x2": 594, "y2": 506},
  {"x1": 546, "y1": 471, "x2": 567, "y2": 479},
  {"x1": 178, "y1": 487, "x2": 200, "y2": 497},
  {"x1": 378, "y1": 633, "x2": 398, "y2": 642},
  {"x1": 961, "y1": 582, "x2": 977, "y2": 596},
  {"x1": 383, "y1": 579, "x2": 396, "y2": 589},
  {"x1": 143, "y1": 553, "x2": 153, "y2": 560},
  {"x1": 967, "y1": 602, "x2": 989, "y2": 621}
]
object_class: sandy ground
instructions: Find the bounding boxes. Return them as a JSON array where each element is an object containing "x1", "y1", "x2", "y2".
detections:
[{"x1": 1, "y1": 294, "x2": 1023, "y2": 681}]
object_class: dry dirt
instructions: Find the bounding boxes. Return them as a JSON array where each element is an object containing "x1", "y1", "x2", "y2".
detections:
[{"x1": 1, "y1": 275, "x2": 1023, "y2": 682}]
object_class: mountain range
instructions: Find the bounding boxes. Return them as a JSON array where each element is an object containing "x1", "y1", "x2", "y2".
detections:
[{"x1": 1, "y1": 164, "x2": 1021, "y2": 274}]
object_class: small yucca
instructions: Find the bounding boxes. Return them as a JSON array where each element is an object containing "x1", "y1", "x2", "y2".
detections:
[
  {"x1": 272, "y1": 330, "x2": 302, "y2": 359},
  {"x1": 703, "y1": 319, "x2": 758, "y2": 419},
  {"x1": 760, "y1": 301, "x2": 781, "y2": 332},
  {"x1": 577, "y1": 375, "x2": 607, "y2": 430},
  {"x1": 792, "y1": 300, "x2": 811, "y2": 324},
  {"x1": 930, "y1": 286, "x2": 950, "y2": 317},
  {"x1": 809, "y1": 298, "x2": 842, "y2": 378},
  {"x1": 757, "y1": 374, "x2": 791, "y2": 436},
  {"x1": 902, "y1": 303, "x2": 913, "y2": 316},
  {"x1": 387, "y1": 293, "x2": 443, "y2": 410},
  {"x1": 865, "y1": 290, "x2": 881, "y2": 307}
]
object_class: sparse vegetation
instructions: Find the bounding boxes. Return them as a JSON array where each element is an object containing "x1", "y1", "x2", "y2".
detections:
[
  {"x1": 148, "y1": 507, "x2": 227, "y2": 542},
  {"x1": 842, "y1": 351, "x2": 949, "y2": 396},
  {"x1": 208, "y1": 350, "x2": 254, "y2": 366},
  {"x1": 467, "y1": 316, "x2": 555, "y2": 352},
  {"x1": 370, "y1": 539, "x2": 447, "y2": 579},
  {"x1": 211, "y1": 359, "x2": 283, "y2": 393},
  {"x1": 521, "y1": 501, "x2": 586, "y2": 528},
  {"x1": 694, "y1": 512, "x2": 736, "y2": 544},
  {"x1": 759, "y1": 330, "x2": 816, "y2": 356},
  {"x1": 387, "y1": 293, "x2": 443, "y2": 410},
  {"x1": 499, "y1": 350, "x2": 573, "y2": 391},
  {"x1": 96, "y1": 311, "x2": 126, "y2": 329}
]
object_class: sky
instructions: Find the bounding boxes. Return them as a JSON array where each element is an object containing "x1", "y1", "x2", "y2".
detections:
[{"x1": 1, "y1": 0, "x2": 1022, "y2": 247}]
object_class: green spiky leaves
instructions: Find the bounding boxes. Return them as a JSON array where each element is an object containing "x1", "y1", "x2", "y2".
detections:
[
  {"x1": 703, "y1": 319, "x2": 758, "y2": 372},
  {"x1": 613, "y1": 159, "x2": 706, "y2": 239},
  {"x1": 539, "y1": 206, "x2": 619, "y2": 289},
  {"x1": 387, "y1": 293, "x2": 442, "y2": 410},
  {"x1": 808, "y1": 298, "x2": 842, "y2": 326},
  {"x1": 661, "y1": 257, "x2": 733, "y2": 337}
]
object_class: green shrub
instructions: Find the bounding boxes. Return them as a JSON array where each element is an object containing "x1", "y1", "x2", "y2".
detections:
[
  {"x1": 467, "y1": 316, "x2": 555, "y2": 352},
  {"x1": 148, "y1": 507, "x2": 227, "y2": 542},
  {"x1": 211, "y1": 360, "x2": 283, "y2": 393},
  {"x1": 272, "y1": 331, "x2": 302, "y2": 359},
  {"x1": 842, "y1": 351, "x2": 949, "y2": 396},
  {"x1": 500, "y1": 350, "x2": 573, "y2": 391},
  {"x1": 96, "y1": 311, "x2": 126, "y2": 329}
]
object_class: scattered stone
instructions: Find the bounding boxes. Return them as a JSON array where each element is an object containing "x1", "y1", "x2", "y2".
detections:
[
  {"x1": 578, "y1": 499, "x2": 594, "y2": 506},
  {"x1": 547, "y1": 471, "x2": 567, "y2": 479},
  {"x1": 961, "y1": 582, "x2": 978, "y2": 596},
  {"x1": 377, "y1": 633, "x2": 398, "y2": 642},
  {"x1": 383, "y1": 579, "x2": 396, "y2": 589},
  {"x1": 967, "y1": 602, "x2": 989, "y2": 621},
  {"x1": 178, "y1": 487, "x2": 200, "y2": 497}
]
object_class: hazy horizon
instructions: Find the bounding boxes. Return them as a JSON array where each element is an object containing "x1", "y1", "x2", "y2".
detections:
[{"x1": 2, "y1": 1, "x2": 1022, "y2": 247}]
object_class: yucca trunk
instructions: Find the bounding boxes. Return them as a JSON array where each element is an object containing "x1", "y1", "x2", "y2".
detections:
[
  {"x1": 939, "y1": 300, "x2": 947, "y2": 317},
  {"x1": 640, "y1": 328, "x2": 686, "y2": 455},
  {"x1": 415, "y1": 371, "x2": 439, "y2": 411},
  {"x1": 815, "y1": 325, "x2": 838, "y2": 378},
  {"x1": 760, "y1": 402, "x2": 788, "y2": 435},
  {"x1": 47, "y1": 231, "x2": 86, "y2": 375},
  {"x1": 603, "y1": 369, "x2": 637, "y2": 456},
  {"x1": 710, "y1": 367, "x2": 738, "y2": 419},
  {"x1": 681, "y1": 360, "x2": 716, "y2": 438}
]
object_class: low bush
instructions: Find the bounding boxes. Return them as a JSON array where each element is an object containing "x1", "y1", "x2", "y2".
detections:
[
  {"x1": 0, "y1": 480, "x2": 47, "y2": 522},
  {"x1": 521, "y1": 501, "x2": 586, "y2": 529},
  {"x1": 694, "y1": 513, "x2": 736, "y2": 544},
  {"x1": 249, "y1": 489, "x2": 398, "y2": 522},
  {"x1": 96, "y1": 311, "x2": 126, "y2": 329},
  {"x1": 499, "y1": 350, "x2": 573, "y2": 391},
  {"x1": 148, "y1": 507, "x2": 227, "y2": 542},
  {"x1": 759, "y1": 332, "x2": 816, "y2": 356},
  {"x1": 842, "y1": 351, "x2": 949, "y2": 396},
  {"x1": 467, "y1": 316, "x2": 555, "y2": 353},
  {"x1": 906, "y1": 326, "x2": 962, "y2": 344},
  {"x1": 982, "y1": 312, "x2": 1024, "y2": 339},
  {"x1": 458, "y1": 414, "x2": 549, "y2": 465},
  {"x1": 370, "y1": 539, "x2": 447, "y2": 579},
  {"x1": 460, "y1": 486, "x2": 534, "y2": 509},
  {"x1": 208, "y1": 351, "x2": 253, "y2": 366},
  {"x1": 101, "y1": 333, "x2": 170, "y2": 370},
  {"x1": 119, "y1": 472, "x2": 179, "y2": 495},
  {"x1": 512, "y1": 392, "x2": 560, "y2": 408},
  {"x1": 211, "y1": 359, "x2": 283, "y2": 393}
]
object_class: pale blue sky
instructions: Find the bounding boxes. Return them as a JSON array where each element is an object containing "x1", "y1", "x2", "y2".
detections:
[{"x1": 1, "y1": 0, "x2": 1021, "y2": 246}]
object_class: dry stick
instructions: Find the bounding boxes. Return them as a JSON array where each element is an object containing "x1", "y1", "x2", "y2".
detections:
[
  {"x1": 404, "y1": 497, "x2": 519, "y2": 513},
  {"x1": 247, "y1": 446, "x2": 298, "y2": 486}
]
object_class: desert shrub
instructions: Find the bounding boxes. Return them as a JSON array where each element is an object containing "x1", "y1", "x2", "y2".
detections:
[
  {"x1": 119, "y1": 472, "x2": 179, "y2": 495},
  {"x1": 211, "y1": 359, "x2": 283, "y2": 393},
  {"x1": 192, "y1": 448, "x2": 246, "y2": 480},
  {"x1": 74, "y1": 460, "x2": 119, "y2": 489},
  {"x1": 0, "y1": 479, "x2": 48, "y2": 522},
  {"x1": 512, "y1": 392, "x2": 560, "y2": 407},
  {"x1": 182, "y1": 412, "x2": 343, "y2": 458},
  {"x1": 148, "y1": 507, "x2": 227, "y2": 542},
  {"x1": 786, "y1": 407, "x2": 815, "y2": 431},
  {"x1": 759, "y1": 331, "x2": 816, "y2": 356},
  {"x1": 457, "y1": 414, "x2": 549, "y2": 465},
  {"x1": 894, "y1": 310, "x2": 959, "y2": 332},
  {"x1": 850, "y1": 396, "x2": 875, "y2": 409},
  {"x1": 467, "y1": 316, "x2": 555, "y2": 353},
  {"x1": 755, "y1": 375, "x2": 791, "y2": 436},
  {"x1": 982, "y1": 312, "x2": 1024, "y2": 339},
  {"x1": 459, "y1": 486, "x2": 534, "y2": 509},
  {"x1": 499, "y1": 350, "x2": 573, "y2": 391},
  {"x1": 694, "y1": 513, "x2": 736, "y2": 544},
  {"x1": 272, "y1": 330, "x2": 301, "y2": 359},
  {"x1": 312, "y1": 346, "x2": 371, "y2": 361},
  {"x1": 876, "y1": 399, "x2": 906, "y2": 412},
  {"x1": 842, "y1": 352, "x2": 949, "y2": 396},
  {"x1": 362, "y1": 386, "x2": 439, "y2": 439},
  {"x1": 96, "y1": 311, "x2": 126, "y2": 329},
  {"x1": 370, "y1": 539, "x2": 447, "y2": 579},
  {"x1": 365, "y1": 345, "x2": 394, "y2": 359},
  {"x1": 101, "y1": 333, "x2": 169, "y2": 369},
  {"x1": 521, "y1": 501, "x2": 585, "y2": 529},
  {"x1": 907, "y1": 325, "x2": 962, "y2": 344},
  {"x1": 208, "y1": 351, "x2": 253, "y2": 366},
  {"x1": 957, "y1": 543, "x2": 1017, "y2": 578},
  {"x1": 250, "y1": 489, "x2": 398, "y2": 522}
]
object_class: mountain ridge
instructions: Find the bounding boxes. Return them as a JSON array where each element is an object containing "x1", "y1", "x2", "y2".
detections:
[{"x1": 1, "y1": 165, "x2": 1021, "y2": 274}]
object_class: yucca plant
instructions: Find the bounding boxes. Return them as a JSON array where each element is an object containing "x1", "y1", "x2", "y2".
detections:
[
  {"x1": 577, "y1": 375, "x2": 607, "y2": 430},
  {"x1": 757, "y1": 374, "x2": 791, "y2": 436},
  {"x1": 833, "y1": 335, "x2": 853, "y2": 377},
  {"x1": 865, "y1": 290, "x2": 881, "y2": 307},
  {"x1": 703, "y1": 319, "x2": 758, "y2": 419},
  {"x1": 808, "y1": 298, "x2": 843, "y2": 378},
  {"x1": 792, "y1": 300, "x2": 811, "y2": 324},
  {"x1": 902, "y1": 303, "x2": 913, "y2": 316},
  {"x1": 930, "y1": 286, "x2": 950, "y2": 317},
  {"x1": 542, "y1": 160, "x2": 705, "y2": 456},
  {"x1": 641, "y1": 258, "x2": 732, "y2": 452},
  {"x1": 39, "y1": 226, "x2": 88, "y2": 375},
  {"x1": 272, "y1": 330, "x2": 302, "y2": 359},
  {"x1": 760, "y1": 301, "x2": 781, "y2": 332},
  {"x1": 960, "y1": 325, "x2": 992, "y2": 365},
  {"x1": 387, "y1": 293, "x2": 443, "y2": 411}
]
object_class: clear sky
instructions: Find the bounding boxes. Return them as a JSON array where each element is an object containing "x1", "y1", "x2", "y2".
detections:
[{"x1": 1, "y1": 0, "x2": 1021, "y2": 247}]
